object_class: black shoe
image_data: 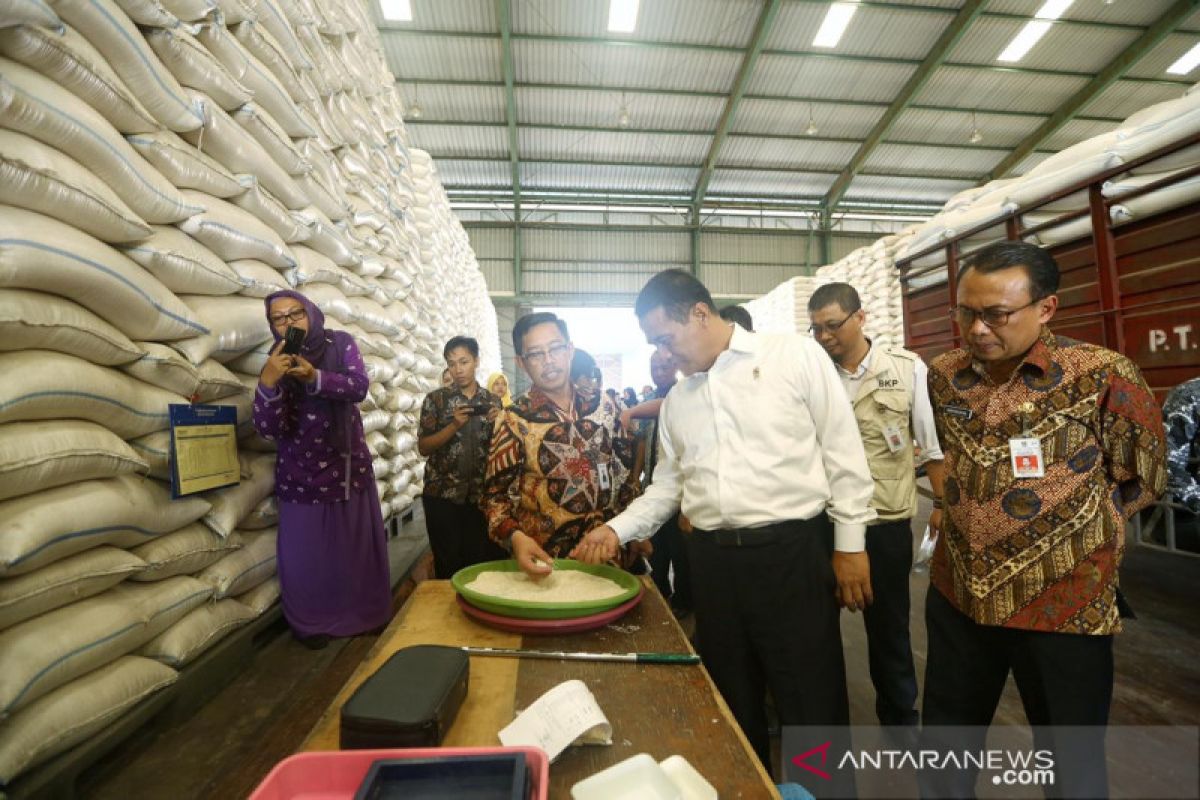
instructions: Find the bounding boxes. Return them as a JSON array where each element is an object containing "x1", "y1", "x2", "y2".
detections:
[{"x1": 298, "y1": 634, "x2": 331, "y2": 650}]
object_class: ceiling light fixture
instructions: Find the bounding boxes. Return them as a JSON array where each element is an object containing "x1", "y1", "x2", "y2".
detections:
[
  {"x1": 617, "y1": 92, "x2": 631, "y2": 128},
  {"x1": 968, "y1": 111, "x2": 983, "y2": 144},
  {"x1": 607, "y1": 0, "x2": 640, "y2": 33},
  {"x1": 997, "y1": 0, "x2": 1074, "y2": 62},
  {"x1": 805, "y1": 104, "x2": 818, "y2": 136},
  {"x1": 1167, "y1": 42, "x2": 1200, "y2": 75},
  {"x1": 813, "y1": 3, "x2": 858, "y2": 48},
  {"x1": 379, "y1": 0, "x2": 412, "y2": 22}
]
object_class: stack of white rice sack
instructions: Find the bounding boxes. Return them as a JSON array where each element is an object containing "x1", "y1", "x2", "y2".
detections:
[
  {"x1": 813, "y1": 236, "x2": 907, "y2": 349},
  {"x1": 743, "y1": 275, "x2": 822, "y2": 335},
  {"x1": 0, "y1": 0, "x2": 496, "y2": 785}
]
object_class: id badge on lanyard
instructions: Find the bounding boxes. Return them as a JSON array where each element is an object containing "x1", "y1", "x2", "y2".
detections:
[{"x1": 1010, "y1": 437, "x2": 1045, "y2": 479}]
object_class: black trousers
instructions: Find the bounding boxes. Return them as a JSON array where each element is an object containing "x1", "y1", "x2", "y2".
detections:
[
  {"x1": 649, "y1": 513, "x2": 691, "y2": 610},
  {"x1": 421, "y1": 495, "x2": 506, "y2": 580},
  {"x1": 920, "y1": 586, "x2": 1114, "y2": 799},
  {"x1": 862, "y1": 519, "x2": 919, "y2": 726},
  {"x1": 689, "y1": 515, "x2": 850, "y2": 784}
]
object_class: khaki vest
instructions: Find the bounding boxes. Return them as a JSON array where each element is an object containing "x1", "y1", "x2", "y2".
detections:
[{"x1": 850, "y1": 346, "x2": 919, "y2": 521}]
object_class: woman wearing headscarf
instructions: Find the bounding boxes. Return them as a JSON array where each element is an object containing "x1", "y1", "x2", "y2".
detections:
[
  {"x1": 487, "y1": 372, "x2": 513, "y2": 407},
  {"x1": 252, "y1": 290, "x2": 391, "y2": 648}
]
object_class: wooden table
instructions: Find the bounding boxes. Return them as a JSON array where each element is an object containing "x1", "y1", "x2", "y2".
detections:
[{"x1": 303, "y1": 578, "x2": 780, "y2": 798}]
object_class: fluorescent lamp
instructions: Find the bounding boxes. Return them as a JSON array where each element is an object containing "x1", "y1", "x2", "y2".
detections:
[
  {"x1": 1035, "y1": 0, "x2": 1074, "y2": 20},
  {"x1": 607, "y1": 0, "x2": 639, "y2": 33},
  {"x1": 998, "y1": 19, "x2": 1051, "y2": 62},
  {"x1": 1167, "y1": 42, "x2": 1200, "y2": 75},
  {"x1": 813, "y1": 3, "x2": 857, "y2": 48},
  {"x1": 379, "y1": 0, "x2": 411, "y2": 22}
]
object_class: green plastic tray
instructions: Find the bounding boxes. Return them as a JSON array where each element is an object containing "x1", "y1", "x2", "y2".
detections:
[{"x1": 451, "y1": 559, "x2": 641, "y2": 620}]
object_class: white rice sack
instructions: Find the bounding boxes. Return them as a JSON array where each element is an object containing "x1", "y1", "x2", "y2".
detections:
[
  {"x1": 140, "y1": 597, "x2": 254, "y2": 666},
  {"x1": 122, "y1": 225, "x2": 243, "y2": 296},
  {"x1": 213, "y1": 0, "x2": 254, "y2": 24},
  {"x1": 0, "y1": 475, "x2": 210, "y2": 577},
  {"x1": 177, "y1": 190, "x2": 296, "y2": 269},
  {"x1": 194, "y1": 21, "x2": 313, "y2": 139},
  {"x1": 126, "y1": 429, "x2": 170, "y2": 479},
  {"x1": 1108, "y1": 172, "x2": 1200, "y2": 226},
  {"x1": 197, "y1": 527, "x2": 275, "y2": 598},
  {"x1": 0, "y1": 0, "x2": 60, "y2": 26},
  {"x1": 0, "y1": 420, "x2": 148, "y2": 502},
  {"x1": 286, "y1": 243, "x2": 341, "y2": 285},
  {"x1": 350, "y1": 297, "x2": 401, "y2": 337},
  {"x1": 126, "y1": 129, "x2": 243, "y2": 198},
  {"x1": 240, "y1": 493, "x2": 277, "y2": 530},
  {"x1": 179, "y1": 92, "x2": 309, "y2": 210},
  {"x1": 121, "y1": 341, "x2": 201, "y2": 396},
  {"x1": 235, "y1": 575, "x2": 278, "y2": 615},
  {"x1": 231, "y1": 258, "x2": 289, "y2": 298},
  {"x1": 0, "y1": 57, "x2": 202, "y2": 224},
  {"x1": 296, "y1": 170, "x2": 350, "y2": 221},
  {"x1": 0, "y1": 128, "x2": 151, "y2": 243},
  {"x1": 159, "y1": 0, "x2": 213, "y2": 20},
  {"x1": 0, "y1": 288, "x2": 143, "y2": 366},
  {"x1": 195, "y1": 357, "x2": 246, "y2": 401},
  {"x1": 0, "y1": 656, "x2": 176, "y2": 785},
  {"x1": 232, "y1": 102, "x2": 310, "y2": 176},
  {"x1": 223, "y1": 337, "x2": 272, "y2": 374},
  {"x1": 0, "y1": 23, "x2": 159, "y2": 134},
  {"x1": 201, "y1": 452, "x2": 275, "y2": 538},
  {"x1": 253, "y1": 0, "x2": 311, "y2": 70},
  {"x1": 302, "y1": 282, "x2": 355, "y2": 324},
  {"x1": 296, "y1": 208, "x2": 358, "y2": 265},
  {"x1": 230, "y1": 20, "x2": 305, "y2": 102},
  {"x1": 171, "y1": 294, "x2": 272, "y2": 365},
  {"x1": 229, "y1": 176, "x2": 310, "y2": 243},
  {"x1": 130, "y1": 523, "x2": 241, "y2": 581},
  {"x1": 0, "y1": 350, "x2": 187, "y2": 438},
  {"x1": 109, "y1": 576, "x2": 215, "y2": 640},
  {"x1": 43, "y1": 0, "x2": 203, "y2": 132},
  {"x1": 108, "y1": 0, "x2": 177, "y2": 26},
  {"x1": 0, "y1": 576, "x2": 206, "y2": 715},
  {"x1": 145, "y1": 25, "x2": 251, "y2": 112},
  {"x1": 0, "y1": 546, "x2": 145, "y2": 632}
]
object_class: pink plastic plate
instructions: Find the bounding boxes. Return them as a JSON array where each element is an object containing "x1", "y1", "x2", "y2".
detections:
[{"x1": 456, "y1": 585, "x2": 644, "y2": 634}]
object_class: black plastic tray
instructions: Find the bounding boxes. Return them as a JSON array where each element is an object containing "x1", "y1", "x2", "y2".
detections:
[{"x1": 352, "y1": 754, "x2": 529, "y2": 800}]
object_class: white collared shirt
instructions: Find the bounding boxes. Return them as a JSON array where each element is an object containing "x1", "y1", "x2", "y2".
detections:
[
  {"x1": 836, "y1": 344, "x2": 944, "y2": 464},
  {"x1": 607, "y1": 326, "x2": 877, "y2": 552}
]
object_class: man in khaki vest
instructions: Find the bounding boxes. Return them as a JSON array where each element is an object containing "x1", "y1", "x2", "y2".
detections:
[{"x1": 808, "y1": 283, "x2": 946, "y2": 728}]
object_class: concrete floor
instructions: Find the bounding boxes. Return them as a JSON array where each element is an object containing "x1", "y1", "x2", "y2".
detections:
[{"x1": 74, "y1": 496, "x2": 1200, "y2": 799}]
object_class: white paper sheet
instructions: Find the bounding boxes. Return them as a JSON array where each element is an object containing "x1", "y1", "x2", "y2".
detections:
[{"x1": 498, "y1": 679, "x2": 612, "y2": 762}]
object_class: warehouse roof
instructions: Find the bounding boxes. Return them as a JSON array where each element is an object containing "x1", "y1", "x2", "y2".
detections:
[{"x1": 374, "y1": 0, "x2": 1200, "y2": 220}]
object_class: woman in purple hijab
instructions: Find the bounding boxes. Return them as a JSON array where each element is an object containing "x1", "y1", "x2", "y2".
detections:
[{"x1": 253, "y1": 290, "x2": 391, "y2": 648}]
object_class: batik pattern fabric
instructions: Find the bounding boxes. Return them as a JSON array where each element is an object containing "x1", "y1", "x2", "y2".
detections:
[
  {"x1": 1163, "y1": 377, "x2": 1200, "y2": 513},
  {"x1": 481, "y1": 387, "x2": 639, "y2": 556},
  {"x1": 928, "y1": 328, "x2": 1166, "y2": 635},
  {"x1": 418, "y1": 386, "x2": 502, "y2": 505}
]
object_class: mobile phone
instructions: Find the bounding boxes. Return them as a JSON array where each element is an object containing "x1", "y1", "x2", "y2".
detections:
[
  {"x1": 282, "y1": 326, "x2": 305, "y2": 355},
  {"x1": 467, "y1": 403, "x2": 491, "y2": 416}
]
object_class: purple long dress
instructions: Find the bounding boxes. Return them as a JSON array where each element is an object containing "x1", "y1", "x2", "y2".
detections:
[{"x1": 252, "y1": 291, "x2": 391, "y2": 637}]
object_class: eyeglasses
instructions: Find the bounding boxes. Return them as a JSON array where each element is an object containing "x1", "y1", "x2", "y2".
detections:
[
  {"x1": 269, "y1": 308, "x2": 307, "y2": 326},
  {"x1": 950, "y1": 298, "x2": 1039, "y2": 329},
  {"x1": 808, "y1": 310, "x2": 858, "y2": 336},
  {"x1": 521, "y1": 343, "x2": 571, "y2": 365}
]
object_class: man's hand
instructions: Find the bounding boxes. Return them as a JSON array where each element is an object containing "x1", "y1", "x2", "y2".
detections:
[
  {"x1": 619, "y1": 408, "x2": 634, "y2": 434},
  {"x1": 512, "y1": 531, "x2": 553, "y2": 578},
  {"x1": 570, "y1": 525, "x2": 620, "y2": 564},
  {"x1": 678, "y1": 514, "x2": 693, "y2": 533},
  {"x1": 449, "y1": 404, "x2": 471, "y2": 430},
  {"x1": 833, "y1": 550, "x2": 873, "y2": 612},
  {"x1": 260, "y1": 340, "x2": 293, "y2": 388},
  {"x1": 286, "y1": 354, "x2": 317, "y2": 384},
  {"x1": 486, "y1": 406, "x2": 500, "y2": 423},
  {"x1": 928, "y1": 508, "x2": 944, "y2": 534}
]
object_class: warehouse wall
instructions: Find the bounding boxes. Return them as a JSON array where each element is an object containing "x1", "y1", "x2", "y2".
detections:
[{"x1": 467, "y1": 224, "x2": 882, "y2": 300}]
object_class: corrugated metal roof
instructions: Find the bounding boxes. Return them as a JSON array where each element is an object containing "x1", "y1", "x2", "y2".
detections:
[
  {"x1": 864, "y1": 144, "x2": 1002, "y2": 178},
  {"x1": 719, "y1": 137, "x2": 862, "y2": 172},
  {"x1": 431, "y1": 159, "x2": 512, "y2": 187},
  {"x1": 733, "y1": 99, "x2": 886, "y2": 139},
  {"x1": 465, "y1": 226, "x2": 515, "y2": 259},
  {"x1": 748, "y1": 55, "x2": 917, "y2": 103},
  {"x1": 1040, "y1": 118, "x2": 1120, "y2": 153},
  {"x1": 520, "y1": 162, "x2": 698, "y2": 193},
  {"x1": 513, "y1": 40, "x2": 740, "y2": 93},
  {"x1": 949, "y1": 18, "x2": 1138, "y2": 74},
  {"x1": 380, "y1": 33, "x2": 499, "y2": 81},
  {"x1": 708, "y1": 168, "x2": 834, "y2": 197},
  {"x1": 516, "y1": 86, "x2": 725, "y2": 130},
  {"x1": 512, "y1": 0, "x2": 760, "y2": 48},
  {"x1": 406, "y1": 124, "x2": 508, "y2": 158},
  {"x1": 914, "y1": 66, "x2": 1088, "y2": 113},
  {"x1": 519, "y1": 128, "x2": 711, "y2": 164},
  {"x1": 398, "y1": 84, "x2": 508, "y2": 123},
  {"x1": 1080, "y1": 80, "x2": 1188, "y2": 120},
  {"x1": 766, "y1": 4, "x2": 952, "y2": 60},
  {"x1": 844, "y1": 175, "x2": 975, "y2": 204},
  {"x1": 373, "y1": 0, "x2": 496, "y2": 32},
  {"x1": 701, "y1": 231, "x2": 812, "y2": 264},
  {"x1": 985, "y1": 0, "x2": 1181, "y2": 27},
  {"x1": 1125, "y1": 33, "x2": 1200, "y2": 79},
  {"x1": 887, "y1": 107, "x2": 1042, "y2": 149},
  {"x1": 523, "y1": 228, "x2": 689, "y2": 261},
  {"x1": 1010, "y1": 151, "x2": 1053, "y2": 176}
]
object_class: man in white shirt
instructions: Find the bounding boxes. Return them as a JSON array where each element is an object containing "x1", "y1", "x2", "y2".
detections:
[
  {"x1": 573, "y1": 269, "x2": 876, "y2": 778},
  {"x1": 809, "y1": 283, "x2": 946, "y2": 729}
]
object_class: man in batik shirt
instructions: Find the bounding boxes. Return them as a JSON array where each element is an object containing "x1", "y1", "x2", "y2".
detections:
[
  {"x1": 921, "y1": 241, "x2": 1166, "y2": 799},
  {"x1": 481, "y1": 312, "x2": 640, "y2": 577}
]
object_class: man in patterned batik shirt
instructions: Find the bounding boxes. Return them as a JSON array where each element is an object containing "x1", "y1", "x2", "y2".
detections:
[
  {"x1": 1163, "y1": 375, "x2": 1200, "y2": 552},
  {"x1": 920, "y1": 241, "x2": 1166, "y2": 799},
  {"x1": 481, "y1": 312, "x2": 640, "y2": 577}
]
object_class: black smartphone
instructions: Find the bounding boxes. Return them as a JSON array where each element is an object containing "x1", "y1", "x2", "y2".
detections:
[
  {"x1": 282, "y1": 326, "x2": 305, "y2": 355},
  {"x1": 466, "y1": 403, "x2": 491, "y2": 416}
]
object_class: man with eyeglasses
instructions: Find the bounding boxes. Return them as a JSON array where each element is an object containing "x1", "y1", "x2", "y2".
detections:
[
  {"x1": 919, "y1": 241, "x2": 1166, "y2": 799},
  {"x1": 480, "y1": 312, "x2": 641, "y2": 576},
  {"x1": 808, "y1": 282, "x2": 945, "y2": 730}
]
